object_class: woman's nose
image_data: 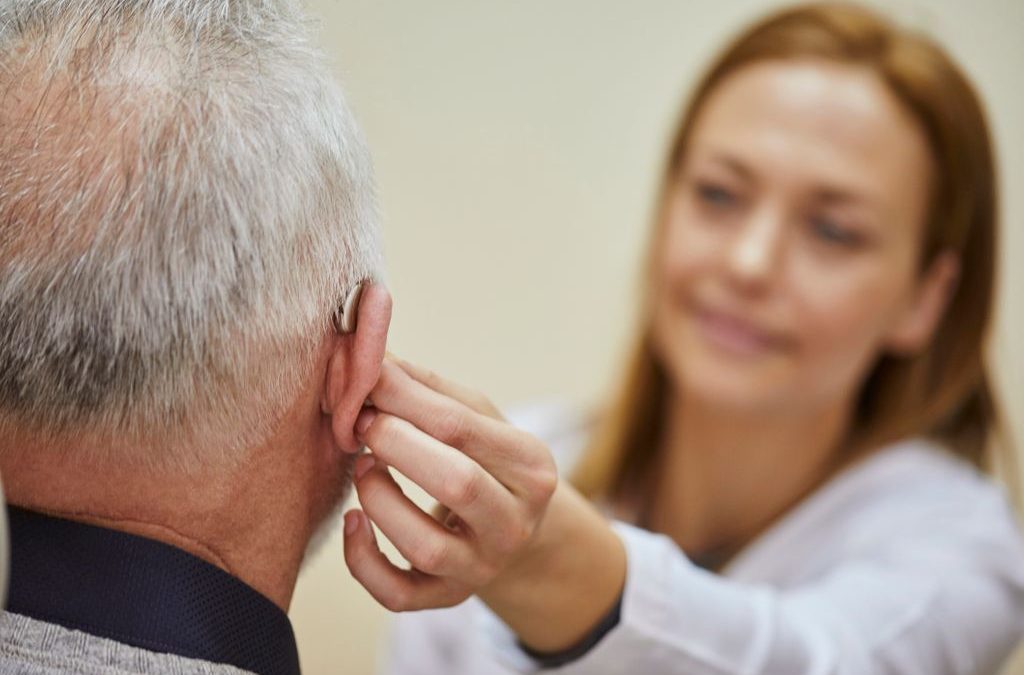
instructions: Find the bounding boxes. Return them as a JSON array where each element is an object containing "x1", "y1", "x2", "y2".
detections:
[{"x1": 726, "y1": 207, "x2": 785, "y2": 292}]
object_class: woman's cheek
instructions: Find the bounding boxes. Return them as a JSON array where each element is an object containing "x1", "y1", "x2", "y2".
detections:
[
  {"x1": 793, "y1": 274, "x2": 902, "y2": 404},
  {"x1": 660, "y1": 212, "x2": 721, "y2": 289}
]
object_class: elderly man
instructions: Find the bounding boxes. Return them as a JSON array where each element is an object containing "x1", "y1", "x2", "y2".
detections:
[{"x1": 0, "y1": 0, "x2": 391, "y2": 672}]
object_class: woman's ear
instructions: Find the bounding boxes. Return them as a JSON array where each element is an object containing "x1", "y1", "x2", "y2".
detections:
[
  {"x1": 322, "y1": 283, "x2": 392, "y2": 453},
  {"x1": 884, "y1": 250, "x2": 960, "y2": 355}
]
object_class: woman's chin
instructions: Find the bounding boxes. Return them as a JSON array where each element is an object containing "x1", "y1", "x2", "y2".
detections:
[
  {"x1": 656, "y1": 322, "x2": 803, "y2": 413},
  {"x1": 675, "y1": 358, "x2": 798, "y2": 415}
]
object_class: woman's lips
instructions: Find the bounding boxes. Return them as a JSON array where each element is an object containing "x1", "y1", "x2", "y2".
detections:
[{"x1": 692, "y1": 305, "x2": 790, "y2": 357}]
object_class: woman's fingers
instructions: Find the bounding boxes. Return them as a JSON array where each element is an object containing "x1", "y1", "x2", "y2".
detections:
[
  {"x1": 345, "y1": 356, "x2": 560, "y2": 614},
  {"x1": 367, "y1": 360, "x2": 557, "y2": 503},
  {"x1": 354, "y1": 410, "x2": 520, "y2": 538},
  {"x1": 354, "y1": 456, "x2": 496, "y2": 586},
  {"x1": 342, "y1": 509, "x2": 468, "y2": 611},
  {"x1": 386, "y1": 354, "x2": 503, "y2": 419}
]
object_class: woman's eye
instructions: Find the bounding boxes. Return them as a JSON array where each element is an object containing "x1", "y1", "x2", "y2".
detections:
[
  {"x1": 811, "y1": 216, "x2": 862, "y2": 247},
  {"x1": 696, "y1": 182, "x2": 738, "y2": 208}
]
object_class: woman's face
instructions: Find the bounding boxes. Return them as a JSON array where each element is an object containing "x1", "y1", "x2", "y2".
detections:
[{"x1": 653, "y1": 59, "x2": 943, "y2": 415}]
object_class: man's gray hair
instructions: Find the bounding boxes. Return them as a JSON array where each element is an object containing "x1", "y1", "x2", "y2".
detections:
[{"x1": 0, "y1": 0, "x2": 380, "y2": 467}]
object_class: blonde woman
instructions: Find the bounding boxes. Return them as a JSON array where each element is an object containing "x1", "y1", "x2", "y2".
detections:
[{"x1": 340, "y1": 4, "x2": 1024, "y2": 673}]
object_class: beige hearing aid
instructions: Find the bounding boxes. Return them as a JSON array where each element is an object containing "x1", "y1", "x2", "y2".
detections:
[{"x1": 332, "y1": 282, "x2": 365, "y2": 334}]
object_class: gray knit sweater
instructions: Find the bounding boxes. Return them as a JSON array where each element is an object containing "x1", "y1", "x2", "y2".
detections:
[{"x1": 0, "y1": 612, "x2": 254, "y2": 675}]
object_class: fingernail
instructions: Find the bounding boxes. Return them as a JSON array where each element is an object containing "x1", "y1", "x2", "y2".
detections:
[
  {"x1": 354, "y1": 454, "x2": 375, "y2": 480},
  {"x1": 355, "y1": 407, "x2": 377, "y2": 438},
  {"x1": 344, "y1": 511, "x2": 359, "y2": 535}
]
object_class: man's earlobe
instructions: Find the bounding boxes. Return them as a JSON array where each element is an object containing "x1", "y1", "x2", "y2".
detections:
[{"x1": 323, "y1": 283, "x2": 392, "y2": 453}]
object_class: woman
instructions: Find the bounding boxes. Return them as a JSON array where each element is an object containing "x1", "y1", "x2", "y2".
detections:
[{"x1": 341, "y1": 3, "x2": 1024, "y2": 673}]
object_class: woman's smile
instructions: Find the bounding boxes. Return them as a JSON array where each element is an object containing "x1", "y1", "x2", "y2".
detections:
[{"x1": 689, "y1": 302, "x2": 794, "y2": 358}]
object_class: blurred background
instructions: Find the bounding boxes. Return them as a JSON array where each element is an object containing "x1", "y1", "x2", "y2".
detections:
[{"x1": 291, "y1": 1, "x2": 1024, "y2": 672}]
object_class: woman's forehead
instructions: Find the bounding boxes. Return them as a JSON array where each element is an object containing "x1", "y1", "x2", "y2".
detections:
[{"x1": 688, "y1": 59, "x2": 932, "y2": 191}]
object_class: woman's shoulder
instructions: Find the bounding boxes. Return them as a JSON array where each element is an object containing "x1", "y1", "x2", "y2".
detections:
[
  {"x1": 727, "y1": 437, "x2": 1024, "y2": 584},
  {"x1": 854, "y1": 440, "x2": 1023, "y2": 550},
  {"x1": 810, "y1": 437, "x2": 1020, "y2": 541},
  {"x1": 829, "y1": 438, "x2": 1012, "y2": 514}
]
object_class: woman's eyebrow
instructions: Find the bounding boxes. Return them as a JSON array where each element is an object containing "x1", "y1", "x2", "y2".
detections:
[
  {"x1": 696, "y1": 150, "x2": 882, "y2": 215},
  {"x1": 813, "y1": 186, "x2": 879, "y2": 212},
  {"x1": 692, "y1": 151, "x2": 757, "y2": 184},
  {"x1": 701, "y1": 152, "x2": 755, "y2": 181}
]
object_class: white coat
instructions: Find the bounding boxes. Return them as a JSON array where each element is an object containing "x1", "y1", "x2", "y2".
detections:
[{"x1": 383, "y1": 405, "x2": 1024, "y2": 674}]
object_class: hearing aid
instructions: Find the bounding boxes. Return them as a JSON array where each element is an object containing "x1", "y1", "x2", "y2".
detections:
[
  {"x1": 321, "y1": 281, "x2": 368, "y2": 415},
  {"x1": 333, "y1": 281, "x2": 365, "y2": 334}
]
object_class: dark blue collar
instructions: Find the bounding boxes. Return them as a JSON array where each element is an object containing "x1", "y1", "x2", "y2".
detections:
[{"x1": 6, "y1": 506, "x2": 301, "y2": 675}]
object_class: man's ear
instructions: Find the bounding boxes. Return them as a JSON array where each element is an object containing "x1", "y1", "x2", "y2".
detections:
[
  {"x1": 322, "y1": 283, "x2": 392, "y2": 453},
  {"x1": 884, "y1": 250, "x2": 960, "y2": 356}
]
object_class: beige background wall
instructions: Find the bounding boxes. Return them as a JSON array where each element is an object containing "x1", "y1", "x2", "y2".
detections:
[{"x1": 290, "y1": 1, "x2": 1024, "y2": 673}]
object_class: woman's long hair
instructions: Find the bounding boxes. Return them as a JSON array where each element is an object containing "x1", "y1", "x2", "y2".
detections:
[{"x1": 572, "y1": 2, "x2": 1013, "y2": 503}]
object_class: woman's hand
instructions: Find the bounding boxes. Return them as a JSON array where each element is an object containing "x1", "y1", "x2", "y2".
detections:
[
  {"x1": 342, "y1": 356, "x2": 627, "y2": 655},
  {"x1": 341, "y1": 356, "x2": 560, "y2": 611}
]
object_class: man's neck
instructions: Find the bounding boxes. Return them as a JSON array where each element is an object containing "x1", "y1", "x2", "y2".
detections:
[
  {"x1": 0, "y1": 409, "x2": 347, "y2": 610},
  {"x1": 647, "y1": 393, "x2": 855, "y2": 567}
]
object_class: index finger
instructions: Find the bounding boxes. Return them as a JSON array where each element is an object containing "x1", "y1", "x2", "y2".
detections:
[
  {"x1": 385, "y1": 354, "x2": 504, "y2": 421},
  {"x1": 368, "y1": 360, "x2": 552, "y2": 495}
]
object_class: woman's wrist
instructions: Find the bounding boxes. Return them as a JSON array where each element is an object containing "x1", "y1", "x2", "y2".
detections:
[
  {"x1": 518, "y1": 592, "x2": 623, "y2": 668},
  {"x1": 478, "y1": 480, "x2": 627, "y2": 653}
]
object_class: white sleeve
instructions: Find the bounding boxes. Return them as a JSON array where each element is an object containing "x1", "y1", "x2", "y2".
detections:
[
  {"x1": 481, "y1": 520, "x2": 1024, "y2": 675},
  {"x1": 380, "y1": 604, "x2": 472, "y2": 675}
]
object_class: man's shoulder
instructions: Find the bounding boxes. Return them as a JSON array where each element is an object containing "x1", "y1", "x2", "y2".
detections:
[{"x1": 0, "y1": 612, "x2": 254, "y2": 675}]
